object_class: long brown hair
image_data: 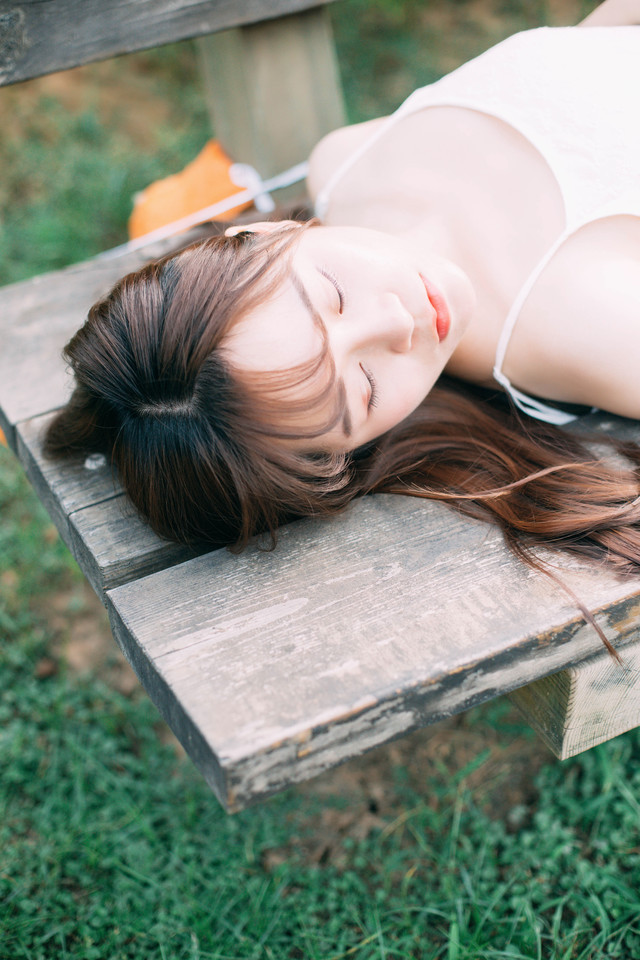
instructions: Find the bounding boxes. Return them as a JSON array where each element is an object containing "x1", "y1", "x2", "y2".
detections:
[
  {"x1": 45, "y1": 226, "x2": 640, "y2": 653},
  {"x1": 45, "y1": 224, "x2": 353, "y2": 546}
]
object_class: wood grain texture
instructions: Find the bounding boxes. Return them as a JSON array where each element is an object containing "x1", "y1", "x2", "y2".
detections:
[
  {"x1": 16, "y1": 413, "x2": 201, "y2": 597},
  {"x1": 0, "y1": 227, "x2": 212, "y2": 450},
  {"x1": 509, "y1": 641, "x2": 640, "y2": 758},
  {"x1": 68, "y1": 495, "x2": 201, "y2": 597},
  {"x1": 17, "y1": 413, "x2": 123, "y2": 543},
  {"x1": 106, "y1": 491, "x2": 640, "y2": 810},
  {"x1": 0, "y1": 0, "x2": 338, "y2": 86},
  {"x1": 197, "y1": 7, "x2": 345, "y2": 194}
]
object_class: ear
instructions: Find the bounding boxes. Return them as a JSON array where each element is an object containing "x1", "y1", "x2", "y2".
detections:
[{"x1": 224, "y1": 219, "x2": 301, "y2": 238}]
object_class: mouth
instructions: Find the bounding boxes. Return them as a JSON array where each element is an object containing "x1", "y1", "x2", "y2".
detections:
[{"x1": 420, "y1": 274, "x2": 451, "y2": 342}]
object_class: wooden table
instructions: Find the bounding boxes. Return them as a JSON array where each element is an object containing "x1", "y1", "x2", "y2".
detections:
[{"x1": 3, "y1": 0, "x2": 640, "y2": 812}]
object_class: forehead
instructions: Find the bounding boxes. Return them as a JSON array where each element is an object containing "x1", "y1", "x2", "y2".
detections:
[
  {"x1": 223, "y1": 272, "x2": 322, "y2": 373},
  {"x1": 222, "y1": 269, "x2": 350, "y2": 445}
]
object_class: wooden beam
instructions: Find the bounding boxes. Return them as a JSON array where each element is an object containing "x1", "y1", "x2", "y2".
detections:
[
  {"x1": 197, "y1": 7, "x2": 345, "y2": 200},
  {"x1": 509, "y1": 642, "x2": 640, "y2": 758},
  {"x1": 0, "y1": 0, "x2": 339, "y2": 86}
]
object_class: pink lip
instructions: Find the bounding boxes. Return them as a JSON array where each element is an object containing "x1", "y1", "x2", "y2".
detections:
[{"x1": 420, "y1": 274, "x2": 450, "y2": 342}]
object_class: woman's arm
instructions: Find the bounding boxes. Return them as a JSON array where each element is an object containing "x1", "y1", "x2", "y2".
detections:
[{"x1": 579, "y1": 0, "x2": 640, "y2": 25}]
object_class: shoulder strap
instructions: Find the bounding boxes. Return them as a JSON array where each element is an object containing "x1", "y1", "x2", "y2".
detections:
[
  {"x1": 492, "y1": 227, "x2": 581, "y2": 425},
  {"x1": 314, "y1": 92, "x2": 425, "y2": 219}
]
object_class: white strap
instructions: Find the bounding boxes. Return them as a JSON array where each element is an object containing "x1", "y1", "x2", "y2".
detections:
[
  {"x1": 493, "y1": 229, "x2": 571, "y2": 380},
  {"x1": 228, "y1": 163, "x2": 276, "y2": 213},
  {"x1": 314, "y1": 92, "x2": 422, "y2": 219},
  {"x1": 97, "y1": 161, "x2": 309, "y2": 261},
  {"x1": 492, "y1": 369, "x2": 581, "y2": 425},
  {"x1": 493, "y1": 226, "x2": 583, "y2": 425}
]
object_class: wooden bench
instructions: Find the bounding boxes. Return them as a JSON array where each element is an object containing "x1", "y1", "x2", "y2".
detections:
[{"x1": 3, "y1": 0, "x2": 640, "y2": 812}]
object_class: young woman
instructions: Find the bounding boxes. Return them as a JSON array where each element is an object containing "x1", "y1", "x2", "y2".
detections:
[{"x1": 46, "y1": 1, "x2": 640, "y2": 594}]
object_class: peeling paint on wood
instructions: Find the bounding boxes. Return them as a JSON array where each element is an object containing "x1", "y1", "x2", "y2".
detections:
[
  {"x1": 106, "y1": 494, "x2": 640, "y2": 810},
  {"x1": 0, "y1": 8, "x2": 28, "y2": 84}
]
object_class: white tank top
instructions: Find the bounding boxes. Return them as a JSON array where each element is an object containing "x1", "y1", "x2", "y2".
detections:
[{"x1": 315, "y1": 26, "x2": 640, "y2": 425}]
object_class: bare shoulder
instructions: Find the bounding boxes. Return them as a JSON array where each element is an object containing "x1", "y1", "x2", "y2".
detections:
[
  {"x1": 511, "y1": 216, "x2": 640, "y2": 418},
  {"x1": 307, "y1": 116, "x2": 387, "y2": 203},
  {"x1": 572, "y1": 240, "x2": 640, "y2": 417}
]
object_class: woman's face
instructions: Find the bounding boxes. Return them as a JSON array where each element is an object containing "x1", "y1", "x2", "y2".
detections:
[{"x1": 224, "y1": 223, "x2": 475, "y2": 452}]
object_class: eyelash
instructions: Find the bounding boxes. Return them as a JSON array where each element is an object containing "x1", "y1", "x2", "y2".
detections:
[
  {"x1": 318, "y1": 268, "x2": 376, "y2": 413},
  {"x1": 362, "y1": 365, "x2": 379, "y2": 412},
  {"x1": 320, "y1": 267, "x2": 345, "y2": 313}
]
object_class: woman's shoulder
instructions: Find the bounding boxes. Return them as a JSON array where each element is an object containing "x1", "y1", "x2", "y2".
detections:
[
  {"x1": 307, "y1": 116, "x2": 387, "y2": 206},
  {"x1": 305, "y1": 27, "x2": 590, "y2": 210},
  {"x1": 504, "y1": 216, "x2": 640, "y2": 418}
]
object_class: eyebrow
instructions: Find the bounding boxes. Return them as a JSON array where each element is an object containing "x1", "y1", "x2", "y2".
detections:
[{"x1": 290, "y1": 271, "x2": 353, "y2": 438}]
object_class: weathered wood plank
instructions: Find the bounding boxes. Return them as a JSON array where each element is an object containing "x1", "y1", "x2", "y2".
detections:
[
  {"x1": 0, "y1": 227, "x2": 212, "y2": 451},
  {"x1": 15, "y1": 413, "x2": 202, "y2": 597},
  {"x1": 509, "y1": 641, "x2": 640, "y2": 758},
  {"x1": 0, "y1": 0, "x2": 338, "y2": 86},
  {"x1": 68, "y1": 495, "x2": 201, "y2": 597},
  {"x1": 0, "y1": 230, "x2": 215, "y2": 595},
  {"x1": 106, "y1": 491, "x2": 640, "y2": 810},
  {"x1": 17, "y1": 414, "x2": 122, "y2": 536},
  {"x1": 197, "y1": 7, "x2": 345, "y2": 198}
]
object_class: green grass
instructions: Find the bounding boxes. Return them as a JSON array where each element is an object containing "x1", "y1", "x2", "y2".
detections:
[
  {"x1": 2, "y1": 445, "x2": 640, "y2": 959},
  {"x1": 3, "y1": 1, "x2": 638, "y2": 957},
  {"x1": 0, "y1": 42, "x2": 210, "y2": 285}
]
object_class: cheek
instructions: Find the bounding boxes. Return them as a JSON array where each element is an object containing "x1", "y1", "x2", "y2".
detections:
[
  {"x1": 393, "y1": 357, "x2": 440, "y2": 407},
  {"x1": 377, "y1": 367, "x2": 434, "y2": 435}
]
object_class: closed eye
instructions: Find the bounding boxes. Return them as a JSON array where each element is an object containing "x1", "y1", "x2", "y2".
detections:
[
  {"x1": 319, "y1": 267, "x2": 345, "y2": 314},
  {"x1": 361, "y1": 364, "x2": 379, "y2": 412}
]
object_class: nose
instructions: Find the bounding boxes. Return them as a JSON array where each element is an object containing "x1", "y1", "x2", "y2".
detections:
[{"x1": 330, "y1": 293, "x2": 414, "y2": 357}]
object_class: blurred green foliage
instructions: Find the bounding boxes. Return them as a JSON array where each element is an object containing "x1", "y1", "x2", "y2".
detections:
[{"x1": 0, "y1": 43, "x2": 210, "y2": 284}]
